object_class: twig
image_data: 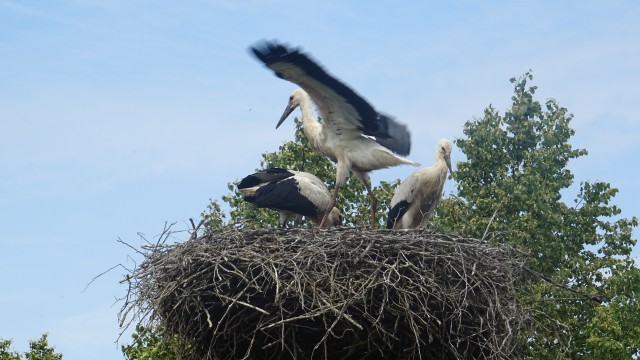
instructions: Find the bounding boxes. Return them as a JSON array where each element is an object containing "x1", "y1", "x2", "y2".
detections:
[
  {"x1": 217, "y1": 294, "x2": 271, "y2": 315},
  {"x1": 117, "y1": 237, "x2": 144, "y2": 256},
  {"x1": 524, "y1": 266, "x2": 604, "y2": 303},
  {"x1": 82, "y1": 263, "x2": 129, "y2": 293},
  {"x1": 189, "y1": 218, "x2": 205, "y2": 241},
  {"x1": 482, "y1": 208, "x2": 500, "y2": 241}
]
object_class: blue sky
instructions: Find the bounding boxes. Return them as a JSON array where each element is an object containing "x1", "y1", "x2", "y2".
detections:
[{"x1": 1, "y1": 1, "x2": 638, "y2": 359}]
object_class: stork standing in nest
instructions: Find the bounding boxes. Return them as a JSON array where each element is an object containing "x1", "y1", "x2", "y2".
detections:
[
  {"x1": 387, "y1": 139, "x2": 453, "y2": 229},
  {"x1": 251, "y1": 41, "x2": 419, "y2": 229},
  {"x1": 238, "y1": 168, "x2": 342, "y2": 228}
]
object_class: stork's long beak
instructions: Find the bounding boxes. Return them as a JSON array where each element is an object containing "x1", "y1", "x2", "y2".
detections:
[
  {"x1": 276, "y1": 102, "x2": 295, "y2": 129},
  {"x1": 445, "y1": 153, "x2": 453, "y2": 174}
]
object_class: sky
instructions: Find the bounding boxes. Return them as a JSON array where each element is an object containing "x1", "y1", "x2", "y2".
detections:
[{"x1": 1, "y1": 1, "x2": 638, "y2": 359}]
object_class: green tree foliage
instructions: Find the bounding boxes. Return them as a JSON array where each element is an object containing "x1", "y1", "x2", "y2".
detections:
[
  {"x1": 0, "y1": 334, "x2": 62, "y2": 360},
  {"x1": 23, "y1": 334, "x2": 62, "y2": 360},
  {"x1": 200, "y1": 198, "x2": 225, "y2": 231},
  {"x1": 122, "y1": 324, "x2": 192, "y2": 360},
  {"x1": 207, "y1": 118, "x2": 400, "y2": 229},
  {"x1": 0, "y1": 339, "x2": 21, "y2": 360},
  {"x1": 435, "y1": 72, "x2": 640, "y2": 359}
]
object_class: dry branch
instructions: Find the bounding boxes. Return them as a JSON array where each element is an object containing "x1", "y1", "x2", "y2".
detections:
[{"x1": 119, "y1": 227, "x2": 525, "y2": 359}]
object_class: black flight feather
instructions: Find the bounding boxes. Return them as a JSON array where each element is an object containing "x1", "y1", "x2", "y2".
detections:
[
  {"x1": 237, "y1": 168, "x2": 293, "y2": 190},
  {"x1": 245, "y1": 177, "x2": 319, "y2": 218}
]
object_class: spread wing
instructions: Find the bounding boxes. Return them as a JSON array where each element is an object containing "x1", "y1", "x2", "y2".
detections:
[{"x1": 250, "y1": 40, "x2": 412, "y2": 156}]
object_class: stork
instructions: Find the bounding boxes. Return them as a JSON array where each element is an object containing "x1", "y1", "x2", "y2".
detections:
[
  {"x1": 250, "y1": 41, "x2": 419, "y2": 229},
  {"x1": 386, "y1": 139, "x2": 453, "y2": 230},
  {"x1": 237, "y1": 168, "x2": 342, "y2": 227}
]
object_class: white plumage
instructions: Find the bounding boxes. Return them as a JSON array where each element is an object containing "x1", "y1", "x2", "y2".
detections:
[
  {"x1": 387, "y1": 139, "x2": 453, "y2": 229},
  {"x1": 237, "y1": 168, "x2": 342, "y2": 227},
  {"x1": 251, "y1": 41, "x2": 419, "y2": 229}
]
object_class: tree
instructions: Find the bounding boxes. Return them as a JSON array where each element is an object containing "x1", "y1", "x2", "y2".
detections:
[
  {"x1": 0, "y1": 339, "x2": 21, "y2": 360},
  {"x1": 121, "y1": 324, "x2": 189, "y2": 360},
  {"x1": 0, "y1": 334, "x2": 62, "y2": 360},
  {"x1": 23, "y1": 334, "x2": 62, "y2": 360},
  {"x1": 435, "y1": 72, "x2": 639, "y2": 358}
]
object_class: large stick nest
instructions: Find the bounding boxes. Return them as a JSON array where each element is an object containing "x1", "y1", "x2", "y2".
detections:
[{"x1": 120, "y1": 227, "x2": 525, "y2": 359}]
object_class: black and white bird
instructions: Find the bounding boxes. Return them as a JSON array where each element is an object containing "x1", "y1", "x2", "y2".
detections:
[
  {"x1": 387, "y1": 139, "x2": 453, "y2": 230},
  {"x1": 237, "y1": 168, "x2": 342, "y2": 228},
  {"x1": 251, "y1": 41, "x2": 419, "y2": 229}
]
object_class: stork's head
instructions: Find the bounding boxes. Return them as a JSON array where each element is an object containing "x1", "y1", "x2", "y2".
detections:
[
  {"x1": 321, "y1": 207, "x2": 343, "y2": 228},
  {"x1": 276, "y1": 89, "x2": 307, "y2": 129},
  {"x1": 436, "y1": 138, "x2": 453, "y2": 174}
]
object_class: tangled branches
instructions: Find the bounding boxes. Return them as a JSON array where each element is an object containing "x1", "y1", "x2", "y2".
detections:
[{"x1": 120, "y1": 227, "x2": 525, "y2": 359}]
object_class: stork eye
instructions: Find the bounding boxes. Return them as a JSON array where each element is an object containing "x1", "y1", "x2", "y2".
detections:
[{"x1": 289, "y1": 95, "x2": 294, "y2": 101}]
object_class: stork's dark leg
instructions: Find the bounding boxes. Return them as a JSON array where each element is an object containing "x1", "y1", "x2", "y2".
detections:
[
  {"x1": 354, "y1": 171, "x2": 377, "y2": 229},
  {"x1": 320, "y1": 185, "x2": 339, "y2": 227},
  {"x1": 279, "y1": 212, "x2": 290, "y2": 228},
  {"x1": 321, "y1": 163, "x2": 348, "y2": 228}
]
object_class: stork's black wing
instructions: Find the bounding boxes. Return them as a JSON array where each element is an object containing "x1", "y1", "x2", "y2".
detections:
[
  {"x1": 386, "y1": 200, "x2": 410, "y2": 229},
  {"x1": 237, "y1": 168, "x2": 293, "y2": 189},
  {"x1": 375, "y1": 113, "x2": 411, "y2": 156},
  {"x1": 250, "y1": 40, "x2": 412, "y2": 156},
  {"x1": 249, "y1": 177, "x2": 319, "y2": 218}
]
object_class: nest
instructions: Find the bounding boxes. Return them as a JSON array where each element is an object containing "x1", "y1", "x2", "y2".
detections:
[{"x1": 119, "y1": 227, "x2": 525, "y2": 359}]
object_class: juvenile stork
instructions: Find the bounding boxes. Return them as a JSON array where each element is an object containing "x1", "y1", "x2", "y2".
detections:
[
  {"x1": 237, "y1": 168, "x2": 342, "y2": 228},
  {"x1": 387, "y1": 139, "x2": 453, "y2": 230},
  {"x1": 251, "y1": 41, "x2": 419, "y2": 229}
]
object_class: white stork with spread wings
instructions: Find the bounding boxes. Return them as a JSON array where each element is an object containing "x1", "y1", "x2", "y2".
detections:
[
  {"x1": 250, "y1": 41, "x2": 419, "y2": 229},
  {"x1": 238, "y1": 168, "x2": 342, "y2": 228},
  {"x1": 387, "y1": 139, "x2": 453, "y2": 229}
]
